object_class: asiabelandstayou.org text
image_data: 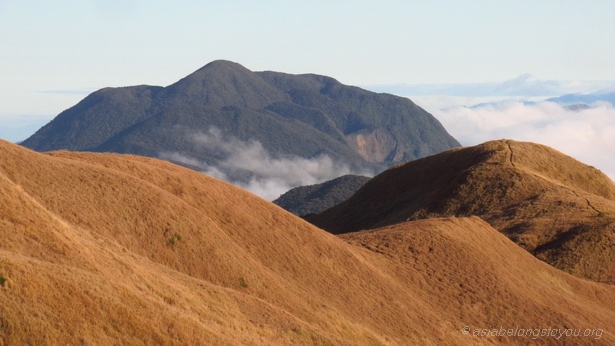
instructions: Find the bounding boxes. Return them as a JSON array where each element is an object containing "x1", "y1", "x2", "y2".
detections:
[{"x1": 461, "y1": 325, "x2": 604, "y2": 340}]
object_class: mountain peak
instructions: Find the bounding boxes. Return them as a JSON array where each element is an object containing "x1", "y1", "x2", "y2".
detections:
[
  {"x1": 21, "y1": 60, "x2": 460, "y2": 177},
  {"x1": 164, "y1": 60, "x2": 288, "y2": 109},
  {"x1": 191, "y1": 59, "x2": 252, "y2": 76}
]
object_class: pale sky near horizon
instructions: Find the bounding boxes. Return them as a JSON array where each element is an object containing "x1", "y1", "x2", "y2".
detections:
[
  {"x1": 1, "y1": 0, "x2": 614, "y2": 183},
  {"x1": 6, "y1": 1, "x2": 613, "y2": 86},
  {"x1": 2, "y1": 1, "x2": 614, "y2": 117}
]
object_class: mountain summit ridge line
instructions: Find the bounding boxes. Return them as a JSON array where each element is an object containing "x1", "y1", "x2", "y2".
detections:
[{"x1": 21, "y1": 60, "x2": 460, "y2": 185}]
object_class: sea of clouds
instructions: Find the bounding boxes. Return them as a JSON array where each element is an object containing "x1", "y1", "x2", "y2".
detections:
[
  {"x1": 370, "y1": 74, "x2": 615, "y2": 182},
  {"x1": 414, "y1": 98, "x2": 615, "y2": 181},
  {"x1": 160, "y1": 84, "x2": 615, "y2": 200},
  {"x1": 160, "y1": 127, "x2": 357, "y2": 201},
  {"x1": 5, "y1": 74, "x2": 613, "y2": 200}
]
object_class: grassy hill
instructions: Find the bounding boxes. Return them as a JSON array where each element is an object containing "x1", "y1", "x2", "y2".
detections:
[
  {"x1": 308, "y1": 139, "x2": 615, "y2": 284},
  {"x1": 2, "y1": 140, "x2": 615, "y2": 344}
]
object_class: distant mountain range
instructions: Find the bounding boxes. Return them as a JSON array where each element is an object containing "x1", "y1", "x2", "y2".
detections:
[
  {"x1": 21, "y1": 60, "x2": 460, "y2": 183},
  {"x1": 546, "y1": 92, "x2": 615, "y2": 106},
  {"x1": 466, "y1": 91, "x2": 615, "y2": 109},
  {"x1": 3, "y1": 139, "x2": 615, "y2": 344},
  {"x1": 309, "y1": 139, "x2": 615, "y2": 284}
]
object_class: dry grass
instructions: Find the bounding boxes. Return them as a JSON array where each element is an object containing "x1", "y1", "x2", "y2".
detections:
[
  {"x1": 309, "y1": 139, "x2": 615, "y2": 284},
  {"x1": 341, "y1": 217, "x2": 615, "y2": 344},
  {"x1": 1, "y1": 139, "x2": 615, "y2": 344}
]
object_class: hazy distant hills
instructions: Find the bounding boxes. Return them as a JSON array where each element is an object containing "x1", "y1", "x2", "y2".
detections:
[
  {"x1": 2, "y1": 139, "x2": 615, "y2": 344},
  {"x1": 546, "y1": 92, "x2": 615, "y2": 106},
  {"x1": 309, "y1": 139, "x2": 615, "y2": 284},
  {"x1": 21, "y1": 60, "x2": 460, "y2": 179},
  {"x1": 273, "y1": 174, "x2": 370, "y2": 216}
]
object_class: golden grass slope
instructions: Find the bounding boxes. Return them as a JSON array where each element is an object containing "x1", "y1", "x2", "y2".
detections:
[
  {"x1": 309, "y1": 139, "x2": 615, "y2": 284},
  {"x1": 342, "y1": 217, "x2": 615, "y2": 344},
  {"x1": 1, "y1": 139, "x2": 615, "y2": 345}
]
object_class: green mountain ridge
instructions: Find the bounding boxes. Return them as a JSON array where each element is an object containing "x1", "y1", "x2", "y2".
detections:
[
  {"x1": 273, "y1": 174, "x2": 371, "y2": 216},
  {"x1": 22, "y1": 60, "x2": 460, "y2": 178}
]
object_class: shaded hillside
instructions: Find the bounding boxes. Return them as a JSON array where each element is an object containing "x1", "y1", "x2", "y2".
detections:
[
  {"x1": 273, "y1": 174, "x2": 371, "y2": 216},
  {"x1": 2, "y1": 140, "x2": 615, "y2": 344},
  {"x1": 309, "y1": 139, "x2": 615, "y2": 284},
  {"x1": 21, "y1": 60, "x2": 460, "y2": 178}
]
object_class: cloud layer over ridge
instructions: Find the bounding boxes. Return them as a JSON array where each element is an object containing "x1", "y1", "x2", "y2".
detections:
[
  {"x1": 160, "y1": 128, "x2": 363, "y2": 201},
  {"x1": 428, "y1": 100, "x2": 615, "y2": 181}
]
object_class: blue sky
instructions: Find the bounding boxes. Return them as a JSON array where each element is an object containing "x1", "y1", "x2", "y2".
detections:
[{"x1": 1, "y1": 1, "x2": 614, "y2": 181}]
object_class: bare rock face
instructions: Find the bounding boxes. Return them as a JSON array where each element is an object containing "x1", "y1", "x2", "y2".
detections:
[{"x1": 346, "y1": 128, "x2": 402, "y2": 163}]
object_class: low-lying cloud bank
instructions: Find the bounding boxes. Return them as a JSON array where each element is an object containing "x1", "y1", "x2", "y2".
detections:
[
  {"x1": 428, "y1": 100, "x2": 615, "y2": 181},
  {"x1": 156, "y1": 75, "x2": 614, "y2": 198},
  {"x1": 160, "y1": 128, "x2": 360, "y2": 201}
]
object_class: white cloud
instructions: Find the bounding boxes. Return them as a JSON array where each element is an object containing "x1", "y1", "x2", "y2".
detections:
[
  {"x1": 428, "y1": 101, "x2": 615, "y2": 181},
  {"x1": 160, "y1": 128, "x2": 361, "y2": 201}
]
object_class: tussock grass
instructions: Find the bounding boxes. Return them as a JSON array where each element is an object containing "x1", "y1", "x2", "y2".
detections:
[
  {"x1": 310, "y1": 140, "x2": 615, "y2": 284},
  {"x1": 1, "y1": 140, "x2": 615, "y2": 345},
  {"x1": 342, "y1": 217, "x2": 615, "y2": 332}
]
